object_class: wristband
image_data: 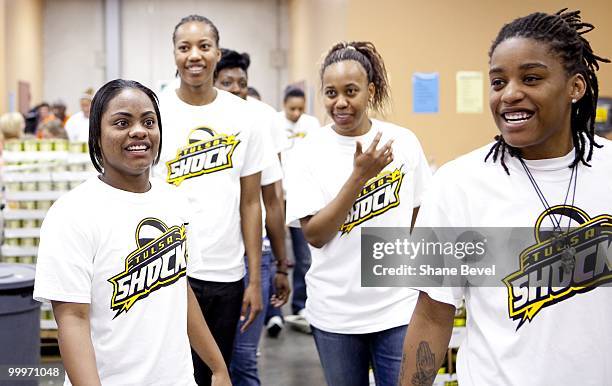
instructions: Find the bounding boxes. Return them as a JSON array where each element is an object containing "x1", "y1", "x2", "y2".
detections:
[{"x1": 275, "y1": 270, "x2": 288, "y2": 275}]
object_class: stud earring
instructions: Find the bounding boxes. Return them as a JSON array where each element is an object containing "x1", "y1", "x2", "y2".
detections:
[{"x1": 572, "y1": 98, "x2": 577, "y2": 104}]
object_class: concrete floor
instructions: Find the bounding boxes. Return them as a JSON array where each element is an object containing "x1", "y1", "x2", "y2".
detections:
[
  {"x1": 39, "y1": 322, "x2": 326, "y2": 386},
  {"x1": 259, "y1": 325, "x2": 326, "y2": 386}
]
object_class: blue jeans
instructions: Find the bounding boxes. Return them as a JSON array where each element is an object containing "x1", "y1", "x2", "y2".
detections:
[
  {"x1": 230, "y1": 251, "x2": 272, "y2": 386},
  {"x1": 289, "y1": 226, "x2": 311, "y2": 314},
  {"x1": 312, "y1": 325, "x2": 408, "y2": 386},
  {"x1": 264, "y1": 262, "x2": 283, "y2": 323}
]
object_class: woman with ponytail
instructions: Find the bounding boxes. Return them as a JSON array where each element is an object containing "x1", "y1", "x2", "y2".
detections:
[{"x1": 285, "y1": 41, "x2": 432, "y2": 386}]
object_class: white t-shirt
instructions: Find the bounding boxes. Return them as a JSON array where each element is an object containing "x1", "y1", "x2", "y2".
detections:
[
  {"x1": 285, "y1": 119, "x2": 432, "y2": 333},
  {"x1": 275, "y1": 111, "x2": 320, "y2": 226},
  {"x1": 245, "y1": 95, "x2": 283, "y2": 243},
  {"x1": 245, "y1": 96, "x2": 283, "y2": 186},
  {"x1": 33, "y1": 177, "x2": 195, "y2": 386},
  {"x1": 275, "y1": 111, "x2": 320, "y2": 151},
  {"x1": 416, "y1": 140, "x2": 612, "y2": 386},
  {"x1": 155, "y1": 89, "x2": 270, "y2": 282},
  {"x1": 247, "y1": 96, "x2": 286, "y2": 156},
  {"x1": 64, "y1": 111, "x2": 89, "y2": 143},
  {"x1": 275, "y1": 111, "x2": 320, "y2": 172}
]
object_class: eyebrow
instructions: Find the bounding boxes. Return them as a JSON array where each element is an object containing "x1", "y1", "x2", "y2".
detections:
[
  {"x1": 489, "y1": 62, "x2": 548, "y2": 75},
  {"x1": 177, "y1": 38, "x2": 213, "y2": 44},
  {"x1": 110, "y1": 111, "x2": 155, "y2": 118}
]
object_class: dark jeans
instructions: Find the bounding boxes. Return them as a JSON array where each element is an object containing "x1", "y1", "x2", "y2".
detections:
[
  {"x1": 188, "y1": 277, "x2": 245, "y2": 386},
  {"x1": 312, "y1": 325, "x2": 408, "y2": 386},
  {"x1": 230, "y1": 252, "x2": 272, "y2": 386},
  {"x1": 289, "y1": 226, "x2": 311, "y2": 314}
]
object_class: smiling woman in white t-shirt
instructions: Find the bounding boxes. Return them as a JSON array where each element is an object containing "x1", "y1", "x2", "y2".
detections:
[
  {"x1": 155, "y1": 15, "x2": 271, "y2": 386},
  {"x1": 285, "y1": 41, "x2": 431, "y2": 386},
  {"x1": 33, "y1": 79, "x2": 230, "y2": 386},
  {"x1": 400, "y1": 9, "x2": 612, "y2": 386}
]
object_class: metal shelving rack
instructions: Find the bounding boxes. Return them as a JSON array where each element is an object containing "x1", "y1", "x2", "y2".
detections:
[{"x1": 0, "y1": 140, "x2": 95, "y2": 337}]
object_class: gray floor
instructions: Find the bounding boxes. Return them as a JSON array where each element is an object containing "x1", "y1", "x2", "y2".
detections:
[
  {"x1": 39, "y1": 322, "x2": 325, "y2": 386},
  {"x1": 259, "y1": 324, "x2": 326, "y2": 386}
]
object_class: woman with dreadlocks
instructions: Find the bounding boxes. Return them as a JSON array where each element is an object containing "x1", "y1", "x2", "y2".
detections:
[
  {"x1": 399, "y1": 9, "x2": 611, "y2": 386},
  {"x1": 285, "y1": 41, "x2": 431, "y2": 386}
]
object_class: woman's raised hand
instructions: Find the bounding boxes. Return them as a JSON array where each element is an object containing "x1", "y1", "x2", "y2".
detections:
[{"x1": 353, "y1": 132, "x2": 394, "y2": 184}]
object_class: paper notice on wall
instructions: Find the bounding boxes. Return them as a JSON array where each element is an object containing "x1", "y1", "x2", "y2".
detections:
[
  {"x1": 456, "y1": 71, "x2": 483, "y2": 113},
  {"x1": 412, "y1": 72, "x2": 439, "y2": 113},
  {"x1": 596, "y1": 105, "x2": 609, "y2": 123}
]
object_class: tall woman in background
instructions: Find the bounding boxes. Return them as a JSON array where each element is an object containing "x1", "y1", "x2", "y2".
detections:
[
  {"x1": 156, "y1": 14, "x2": 271, "y2": 386},
  {"x1": 285, "y1": 41, "x2": 431, "y2": 386}
]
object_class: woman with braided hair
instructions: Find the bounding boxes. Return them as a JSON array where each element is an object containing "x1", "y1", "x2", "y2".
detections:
[
  {"x1": 285, "y1": 41, "x2": 431, "y2": 386},
  {"x1": 400, "y1": 9, "x2": 611, "y2": 386}
]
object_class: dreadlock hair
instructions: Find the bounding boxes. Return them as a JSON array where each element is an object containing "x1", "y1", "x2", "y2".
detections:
[
  {"x1": 485, "y1": 9, "x2": 610, "y2": 174},
  {"x1": 214, "y1": 48, "x2": 250, "y2": 80},
  {"x1": 320, "y1": 41, "x2": 390, "y2": 114},
  {"x1": 172, "y1": 14, "x2": 219, "y2": 46}
]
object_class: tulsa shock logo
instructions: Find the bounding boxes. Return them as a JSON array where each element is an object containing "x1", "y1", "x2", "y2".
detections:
[
  {"x1": 503, "y1": 205, "x2": 612, "y2": 329},
  {"x1": 108, "y1": 218, "x2": 187, "y2": 318},
  {"x1": 339, "y1": 167, "x2": 404, "y2": 235},
  {"x1": 166, "y1": 127, "x2": 240, "y2": 186}
]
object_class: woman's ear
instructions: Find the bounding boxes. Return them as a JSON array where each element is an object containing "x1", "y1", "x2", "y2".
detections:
[
  {"x1": 368, "y1": 82, "x2": 376, "y2": 104},
  {"x1": 569, "y1": 73, "x2": 587, "y2": 103}
]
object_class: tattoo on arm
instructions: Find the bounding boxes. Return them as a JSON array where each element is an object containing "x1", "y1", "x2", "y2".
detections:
[
  {"x1": 399, "y1": 352, "x2": 407, "y2": 382},
  {"x1": 411, "y1": 341, "x2": 437, "y2": 386}
]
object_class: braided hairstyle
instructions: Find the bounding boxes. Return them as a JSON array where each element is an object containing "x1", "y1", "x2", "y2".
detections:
[
  {"x1": 485, "y1": 9, "x2": 610, "y2": 174},
  {"x1": 320, "y1": 41, "x2": 390, "y2": 114}
]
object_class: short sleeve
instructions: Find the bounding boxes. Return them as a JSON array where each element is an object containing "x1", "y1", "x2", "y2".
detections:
[
  {"x1": 34, "y1": 202, "x2": 96, "y2": 304},
  {"x1": 411, "y1": 138, "x2": 433, "y2": 208},
  {"x1": 413, "y1": 166, "x2": 466, "y2": 307},
  {"x1": 241, "y1": 113, "x2": 274, "y2": 177},
  {"x1": 261, "y1": 157, "x2": 283, "y2": 186},
  {"x1": 416, "y1": 287, "x2": 464, "y2": 308},
  {"x1": 285, "y1": 146, "x2": 328, "y2": 225}
]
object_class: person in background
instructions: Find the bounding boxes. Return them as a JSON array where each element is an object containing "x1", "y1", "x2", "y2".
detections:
[
  {"x1": 400, "y1": 9, "x2": 611, "y2": 386},
  {"x1": 0, "y1": 111, "x2": 26, "y2": 158},
  {"x1": 274, "y1": 86, "x2": 320, "y2": 332},
  {"x1": 65, "y1": 88, "x2": 94, "y2": 142},
  {"x1": 285, "y1": 41, "x2": 431, "y2": 386},
  {"x1": 214, "y1": 47, "x2": 290, "y2": 386},
  {"x1": 24, "y1": 102, "x2": 51, "y2": 135},
  {"x1": 0, "y1": 112, "x2": 26, "y2": 141},
  {"x1": 156, "y1": 15, "x2": 270, "y2": 386},
  {"x1": 38, "y1": 119, "x2": 69, "y2": 140},
  {"x1": 51, "y1": 100, "x2": 69, "y2": 127},
  {"x1": 247, "y1": 86, "x2": 261, "y2": 101}
]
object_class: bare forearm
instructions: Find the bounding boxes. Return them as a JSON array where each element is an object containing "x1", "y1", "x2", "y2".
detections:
[
  {"x1": 302, "y1": 171, "x2": 366, "y2": 248},
  {"x1": 187, "y1": 286, "x2": 228, "y2": 375},
  {"x1": 263, "y1": 182, "x2": 288, "y2": 268},
  {"x1": 240, "y1": 174, "x2": 263, "y2": 285},
  {"x1": 241, "y1": 198, "x2": 262, "y2": 284},
  {"x1": 399, "y1": 292, "x2": 455, "y2": 386},
  {"x1": 53, "y1": 303, "x2": 100, "y2": 386}
]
